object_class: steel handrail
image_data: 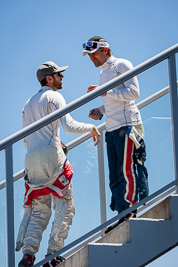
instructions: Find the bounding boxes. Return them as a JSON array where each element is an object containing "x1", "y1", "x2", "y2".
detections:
[
  {"x1": 0, "y1": 83, "x2": 175, "y2": 191},
  {"x1": 0, "y1": 44, "x2": 177, "y2": 151},
  {"x1": 0, "y1": 44, "x2": 177, "y2": 267},
  {"x1": 61, "y1": 186, "x2": 177, "y2": 259},
  {"x1": 33, "y1": 179, "x2": 177, "y2": 267}
]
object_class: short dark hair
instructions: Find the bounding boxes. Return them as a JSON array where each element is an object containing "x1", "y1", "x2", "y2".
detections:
[
  {"x1": 40, "y1": 78, "x2": 47, "y2": 86},
  {"x1": 100, "y1": 47, "x2": 112, "y2": 57},
  {"x1": 88, "y1": 36, "x2": 106, "y2": 42},
  {"x1": 40, "y1": 73, "x2": 58, "y2": 86},
  {"x1": 89, "y1": 36, "x2": 112, "y2": 56}
]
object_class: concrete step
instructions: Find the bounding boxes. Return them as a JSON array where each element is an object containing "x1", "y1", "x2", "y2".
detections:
[
  {"x1": 89, "y1": 218, "x2": 167, "y2": 267},
  {"x1": 57, "y1": 194, "x2": 178, "y2": 267},
  {"x1": 89, "y1": 194, "x2": 178, "y2": 267},
  {"x1": 139, "y1": 195, "x2": 172, "y2": 220},
  {"x1": 58, "y1": 219, "x2": 131, "y2": 267}
]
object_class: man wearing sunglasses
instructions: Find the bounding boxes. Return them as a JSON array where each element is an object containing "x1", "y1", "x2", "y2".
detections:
[
  {"x1": 82, "y1": 36, "x2": 148, "y2": 232},
  {"x1": 18, "y1": 61, "x2": 100, "y2": 267}
]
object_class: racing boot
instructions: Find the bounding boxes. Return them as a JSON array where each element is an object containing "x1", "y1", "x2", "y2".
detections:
[
  {"x1": 18, "y1": 254, "x2": 36, "y2": 267},
  {"x1": 43, "y1": 254, "x2": 65, "y2": 267},
  {"x1": 105, "y1": 210, "x2": 137, "y2": 234}
]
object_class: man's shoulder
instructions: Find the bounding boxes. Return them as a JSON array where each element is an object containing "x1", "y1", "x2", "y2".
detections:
[
  {"x1": 114, "y1": 57, "x2": 132, "y2": 65},
  {"x1": 113, "y1": 57, "x2": 133, "y2": 71},
  {"x1": 23, "y1": 89, "x2": 65, "y2": 110},
  {"x1": 45, "y1": 90, "x2": 66, "y2": 108},
  {"x1": 46, "y1": 89, "x2": 64, "y2": 100},
  {"x1": 23, "y1": 93, "x2": 37, "y2": 109}
]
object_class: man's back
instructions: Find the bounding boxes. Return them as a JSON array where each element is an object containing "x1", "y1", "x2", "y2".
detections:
[{"x1": 23, "y1": 86, "x2": 63, "y2": 151}]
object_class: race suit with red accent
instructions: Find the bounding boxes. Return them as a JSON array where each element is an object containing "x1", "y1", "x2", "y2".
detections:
[{"x1": 16, "y1": 86, "x2": 93, "y2": 255}]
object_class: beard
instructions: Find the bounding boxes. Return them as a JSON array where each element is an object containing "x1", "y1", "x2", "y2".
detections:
[
  {"x1": 92, "y1": 57, "x2": 105, "y2": 67},
  {"x1": 53, "y1": 76, "x2": 62, "y2": 90}
]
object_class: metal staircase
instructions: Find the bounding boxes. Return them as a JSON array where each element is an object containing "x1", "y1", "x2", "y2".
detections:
[
  {"x1": 58, "y1": 194, "x2": 178, "y2": 267},
  {"x1": 0, "y1": 44, "x2": 178, "y2": 267}
]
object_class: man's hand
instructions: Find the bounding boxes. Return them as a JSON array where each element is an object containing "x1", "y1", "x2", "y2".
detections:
[
  {"x1": 61, "y1": 141, "x2": 68, "y2": 155},
  {"x1": 87, "y1": 85, "x2": 107, "y2": 96},
  {"x1": 89, "y1": 108, "x2": 103, "y2": 120},
  {"x1": 90, "y1": 125, "x2": 101, "y2": 146},
  {"x1": 87, "y1": 85, "x2": 98, "y2": 93}
]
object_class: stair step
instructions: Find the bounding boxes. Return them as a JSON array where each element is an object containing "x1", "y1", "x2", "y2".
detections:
[
  {"x1": 139, "y1": 196, "x2": 171, "y2": 219},
  {"x1": 58, "y1": 194, "x2": 178, "y2": 267},
  {"x1": 88, "y1": 195, "x2": 178, "y2": 267},
  {"x1": 97, "y1": 220, "x2": 130, "y2": 244}
]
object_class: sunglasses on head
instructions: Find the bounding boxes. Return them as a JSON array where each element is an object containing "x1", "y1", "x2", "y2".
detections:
[
  {"x1": 82, "y1": 41, "x2": 109, "y2": 51},
  {"x1": 83, "y1": 41, "x2": 98, "y2": 49}
]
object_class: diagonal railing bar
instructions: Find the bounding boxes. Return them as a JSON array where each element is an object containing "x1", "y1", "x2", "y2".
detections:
[
  {"x1": 1, "y1": 83, "x2": 176, "y2": 190},
  {"x1": 0, "y1": 44, "x2": 177, "y2": 151},
  {"x1": 0, "y1": 169, "x2": 24, "y2": 190},
  {"x1": 0, "y1": 44, "x2": 177, "y2": 267},
  {"x1": 138, "y1": 187, "x2": 176, "y2": 213},
  {"x1": 61, "y1": 185, "x2": 176, "y2": 260},
  {"x1": 33, "y1": 180, "x2": 177, "y2": 267},
  {"x1": 137, "y1": 84, "x2": 170, "y2": 109}
]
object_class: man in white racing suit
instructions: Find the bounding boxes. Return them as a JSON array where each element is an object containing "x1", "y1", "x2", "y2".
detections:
[
  {"x1": 82, "y1": 36, "x2": 148, "y2": 233},
  {"x1": 17, "y1": 61, "x2": 100, "y2": 267}
]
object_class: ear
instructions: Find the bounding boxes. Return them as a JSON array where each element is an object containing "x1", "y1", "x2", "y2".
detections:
[
  {"x1": 104, "y1": 48, "x2": 108, "y2": 54},
  {"x1": 46, "y1": 75, "x2": 53, "y2": 83}
]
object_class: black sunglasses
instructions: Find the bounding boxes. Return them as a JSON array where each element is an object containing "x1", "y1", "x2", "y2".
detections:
[
  {"x1": 52, "y1": 72, "x2": 63, "y2": 77},
  {"x1": 57, "y1": 72, "x2": 63, "y2": 77}
]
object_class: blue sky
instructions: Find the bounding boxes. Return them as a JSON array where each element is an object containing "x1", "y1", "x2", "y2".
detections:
[{"x1": 0, "y1": 0, "x2": 178, "y2": 266}]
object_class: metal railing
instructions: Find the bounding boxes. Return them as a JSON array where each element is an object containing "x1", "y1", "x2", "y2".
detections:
[
  {"x1": 0, "y1": 82, "x2": 173, "y2": 191},
  {"x1": 0, "y1": 43, "x2": 177, "y2": 267}
]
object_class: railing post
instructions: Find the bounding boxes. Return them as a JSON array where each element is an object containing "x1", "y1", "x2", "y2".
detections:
[
  {"x1": 5, "y1": 145, "x2": 15, "y2": 267},
  {"x1": 97, "y1": 131, "x2": 107, "y2": 224},
  {"x1": 168, "y1": 54, "x2": 178, "y2": 193}
]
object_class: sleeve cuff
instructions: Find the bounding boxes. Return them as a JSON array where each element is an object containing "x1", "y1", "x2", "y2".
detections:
[{"x1": 98, "y1": 105, "x2": 105, "y2": 114}]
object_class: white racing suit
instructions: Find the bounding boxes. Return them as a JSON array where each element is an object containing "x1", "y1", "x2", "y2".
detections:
[
  {"x1": 16, "y1": 145, "x2": 75, "y2": 255},
  {"x1": 17, "y1": 86, "x2": 93, "y2": 256}
]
